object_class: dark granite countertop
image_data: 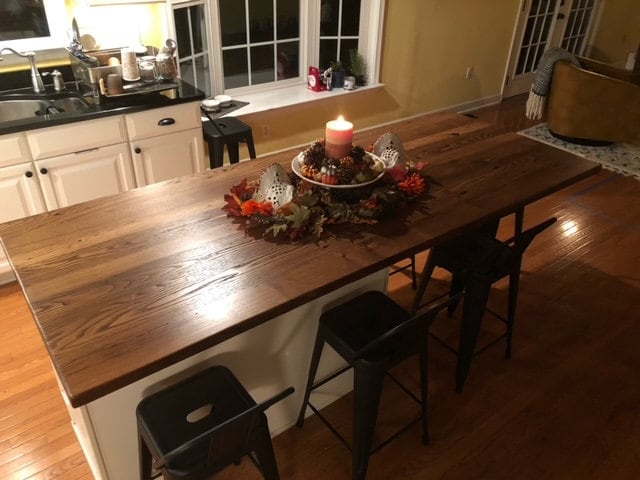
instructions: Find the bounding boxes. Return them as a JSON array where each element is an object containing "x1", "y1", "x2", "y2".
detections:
[{"x1": 0, "y1": 78, "x2": 205, "y2": 136}]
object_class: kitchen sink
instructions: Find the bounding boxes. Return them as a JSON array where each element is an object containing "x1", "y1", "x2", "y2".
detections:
[{"x1": 0, "y1": 93, "x2": 91, "y2": 123}]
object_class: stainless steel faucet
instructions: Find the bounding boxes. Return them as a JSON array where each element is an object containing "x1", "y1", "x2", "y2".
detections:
[{"x1": 0, "y1": 47, "x2": 45, "y2": 93}]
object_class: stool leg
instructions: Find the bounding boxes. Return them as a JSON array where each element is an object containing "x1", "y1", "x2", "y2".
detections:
[
  {"x1": 296, "y1": 330, "x2": 325, "y2": 427},
  {"x1": 505, "y1": 262, "x2": 522, "y2": 359},
  {"x1": 245, "y1": 131, "x2": 257, "y2": 159},
  {"x1": 209, "y1": 139, "x2": 225, "y2": 168},
  {"x1": 138, "y1": 434, "x2": 153, "y2": 480},
  {"x1": 412, "y1": 251, "x2": 437, "y2": 313},
  {"x1": 251, "y1": 416, "x2": 281, "y2": 480},
  {"x1": 447, "y1": 273, "x2": 465, "y2": 316},
  {"x1": 352, "y1": 364, "x2": 385, "y2": 480},
  {"x1": 456, "y1": 279, "x2": 491, "y2": 393},
  {"x1": 418, "y1": 333, "x2": 430, "y2": 445},
  {"x1": 227, "y1": 143, "x2": 240, "y2": 164}
]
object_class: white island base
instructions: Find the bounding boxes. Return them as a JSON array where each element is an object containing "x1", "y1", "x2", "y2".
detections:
[{"x1": 61, "y1": 270, "x2": 389, "y2": 479}]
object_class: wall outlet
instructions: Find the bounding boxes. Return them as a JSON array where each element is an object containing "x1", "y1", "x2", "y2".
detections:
[{"x1": 465, "y1": 66, "x2": 473, "y2": 79}]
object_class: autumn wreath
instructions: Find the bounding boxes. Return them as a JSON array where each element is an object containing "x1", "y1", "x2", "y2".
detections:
[{"x1": 224, "y1": 139, "x2": 428, "y2": 239}]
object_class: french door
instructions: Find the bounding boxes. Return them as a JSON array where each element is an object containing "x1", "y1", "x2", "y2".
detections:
[{"x1": 503, "y1": 0, "x2": 600, "y2": 97}]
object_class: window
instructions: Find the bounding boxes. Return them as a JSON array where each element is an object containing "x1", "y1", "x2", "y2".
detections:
[
  {"x1": 173, "y1": 2, "x2": 212, "y2": 95},
  {"x1": 0, "y1": 0, "x2": 69, "y2": 52},
  {"x1": 319, "y1": 0, "x2": 361, "y2": 69},
  {"x1": 171, "y1": 0, "x2": 383, "y2": 97}
]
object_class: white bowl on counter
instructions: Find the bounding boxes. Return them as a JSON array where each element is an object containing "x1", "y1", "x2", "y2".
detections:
[
  {"x1": 201, "y1": 99, "x2": 221, "y2": 112},
  {"x1": 214, "y1": 95, "x2": 232, "y2": 107}
]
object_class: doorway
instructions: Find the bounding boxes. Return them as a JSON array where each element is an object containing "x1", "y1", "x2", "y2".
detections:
[{"x1": 503, "y1": 0, "x2": 600, "y2": 97}]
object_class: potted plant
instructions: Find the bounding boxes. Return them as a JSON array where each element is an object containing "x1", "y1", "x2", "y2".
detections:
[
  {"x1": 348, "y1": 49, "x2": 367, "y2": 86},
  {"x1": 330, "y1": 60, "x2": 345, "y2": 88}
]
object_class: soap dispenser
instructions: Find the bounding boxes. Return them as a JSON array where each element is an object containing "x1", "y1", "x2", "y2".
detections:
[{"x1": 42, "y1": 70, "x2": 66, "y2": 92}]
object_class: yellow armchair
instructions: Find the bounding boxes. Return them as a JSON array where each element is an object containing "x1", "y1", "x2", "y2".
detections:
[{"x1": 546, "y1": 59, "x2": 640, "y2": 145}]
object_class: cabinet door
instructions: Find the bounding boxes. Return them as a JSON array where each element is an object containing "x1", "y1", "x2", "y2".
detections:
[
  {"x1": 0, "y1": 162, "x2": 47, "y2": 283},
  {"x1": 0, "y1": 162, "x2": 46, "y2": 223},
  {"x1": 36, "y1": 143, "x2": 135, "y2": 210},
  {"x1": 130, "y1": 128, "x2": 206, "y2": 186}
]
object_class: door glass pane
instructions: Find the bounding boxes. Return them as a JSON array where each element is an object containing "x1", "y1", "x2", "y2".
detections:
[
  {"x1": 191, "y1": 6, "x2": 205, "y2": 54},
  {"x1": 249, "y1": 0, "x2": 274, "y2": 43},
  {"x1": 341, "y1": 0, "x2": 361, "y2": 36},
  {"x1": 320, "y1": 0, "x2": 340, "y2": 36},
  {"x1": 251, "y1": 45, "x2": 275, "y2": 84},
  {"x1": 277, "y1": 41, "x2": 299, "y2": 79},
  {"x1": 277, "y1": 0, "x2": 299, "y2": 39},
  {"x1": 220, "y1": 0, "x2": 247, "y2": 47},
  {"x1": 223, "y1": 49, "x2": 249, "y2": 88},
  {"x1": 175, "y1": 8, "x2": 190, "y2": 58}
]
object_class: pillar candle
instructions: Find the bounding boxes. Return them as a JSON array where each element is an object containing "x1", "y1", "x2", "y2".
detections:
[{"x1": 325, "y1": 116, "x2": 354, "y2": 159}]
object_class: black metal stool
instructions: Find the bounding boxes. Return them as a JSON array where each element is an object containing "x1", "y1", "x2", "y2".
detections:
[
  {"x1": 413, "y1": 217, "x2": 557, "y2": 393},
  {"x1": 137, "y1": 365, "x2": 293, "y2": 480},
  {"x1": 296, "y1": 291, "x2": 454, "y2": 480},
  {"x1": 202, "y1": 117, "x2": 257, "y2": 168}
]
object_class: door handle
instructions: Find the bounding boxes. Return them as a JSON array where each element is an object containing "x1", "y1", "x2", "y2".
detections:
[
  {"x1": 158, "y1": 118, "x2": 176, "y2": 126},
  {"x1": 40, "y1": 167, "x2": 48, "y2": 175}
]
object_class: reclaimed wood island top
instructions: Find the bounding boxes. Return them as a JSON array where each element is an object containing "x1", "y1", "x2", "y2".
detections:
[{"x1": 0, "y1": 112, "x2": 601, "y2": 407}]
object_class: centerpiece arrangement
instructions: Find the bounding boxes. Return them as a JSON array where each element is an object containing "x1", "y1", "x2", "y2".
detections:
[{"x1": 224, "y1": 116, "x2": 429, "y2": 239}]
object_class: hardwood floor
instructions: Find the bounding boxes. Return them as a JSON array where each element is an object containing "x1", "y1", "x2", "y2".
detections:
[{"x1": 2, "y1": 94, "x2": 639, "y2": 479}]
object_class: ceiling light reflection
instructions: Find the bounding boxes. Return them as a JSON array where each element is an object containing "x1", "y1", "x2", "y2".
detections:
[{"x1": 561, "y1": 220, "x2": 579, "y2": 237}]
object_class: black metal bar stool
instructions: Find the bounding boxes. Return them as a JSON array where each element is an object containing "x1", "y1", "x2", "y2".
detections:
[
  {"x1": 296, "y1": 291, "x2": 454, "y2": 480},
  {"x1": 412, "y1": 217, "x2": 557, "y2": 393},
  {"x1": 136, "y1": 365, "x2": 293, "y2": 480},
  {"x1": 202, "y1": 117, "x2": 257, "y2": 168}
]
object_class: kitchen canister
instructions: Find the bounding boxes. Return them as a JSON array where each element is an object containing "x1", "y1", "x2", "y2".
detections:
[
  {"x1": 121, "y1": 47, "x2": 140, "y2": 81},
  {"x1": 156, "y1": 39, "x2": 178, "y2": 81}
]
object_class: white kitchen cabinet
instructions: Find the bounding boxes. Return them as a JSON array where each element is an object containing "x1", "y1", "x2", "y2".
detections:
[
  {"x1": 36, "y1": 143, "x2": 135, "y2": 210},
  {"x1": 125, "y1": 101, "x2": 206, "y2": 186},
  {"x1": 0, "y1": 162, "x2": 47, "y2": 283},
  {"x1": 130, "y1": 128, "x2": 205, "y2": 185}
]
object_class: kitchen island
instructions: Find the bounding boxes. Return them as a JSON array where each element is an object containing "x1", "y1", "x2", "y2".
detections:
[{"x1": 0, "y1": 111, "x2": 600, "y2": 478}]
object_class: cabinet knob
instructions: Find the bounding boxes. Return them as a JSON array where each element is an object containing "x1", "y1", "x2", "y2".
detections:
[
  {"x1": 40, "y1": 167, "x2": 48, "y2": 175},
  {"x1": 158, "y1": 118, "x2": 176, "y2": 126},
  {"x1": 25, "y1": 171, "x2": 34, "y2": 178},
  {"x1": 135, "y1": 147, "x2": 142, "y2": 154}
]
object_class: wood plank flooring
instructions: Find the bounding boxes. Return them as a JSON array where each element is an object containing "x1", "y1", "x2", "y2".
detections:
[{"x1": 2, "y1": 94, "x2": 639, "y2": 479}]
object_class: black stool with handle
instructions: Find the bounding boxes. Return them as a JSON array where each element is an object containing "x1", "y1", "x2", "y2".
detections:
[
  {"x1": 413, "y1": 217, "x2": 557, "y2": 393},
  {"x1": 137, "y1": 365, "x2": 293, "y2": 480},
  {"x1": 202, "y1": 116, "x2": 257, "y2": 168},
  {"x1": 296, "y1": 290, "x2": 454, "y2": 480}
]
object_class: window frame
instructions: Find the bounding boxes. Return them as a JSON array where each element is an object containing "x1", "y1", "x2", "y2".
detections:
[{"x1": 170, "y1": 0, "x2": 384, "y2": 97}]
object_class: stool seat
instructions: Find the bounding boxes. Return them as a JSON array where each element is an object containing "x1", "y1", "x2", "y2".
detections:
[
  {"x1": 202, "y1": 116, "x2": 256, "y2": 168},
  {"x1": 136, "y1": 365, "x2": 293, "y2": 480}
]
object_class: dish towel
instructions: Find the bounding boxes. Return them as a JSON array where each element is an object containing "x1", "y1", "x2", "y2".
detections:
[{"x1": 525, "y1": 47, "x2": 580, "y2": 120}]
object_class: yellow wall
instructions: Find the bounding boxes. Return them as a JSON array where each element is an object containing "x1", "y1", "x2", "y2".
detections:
[
  {"x1": 244, "y1": 0, "x2": 521, "y2": 154},
  {"x1": 589, "y1": 0, "x2": 640, "y2": 66}
]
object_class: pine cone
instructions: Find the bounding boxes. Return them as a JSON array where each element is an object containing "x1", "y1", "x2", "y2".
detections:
[{"x1": 336, "y1": 164, "x2": 354, "y2": 184}]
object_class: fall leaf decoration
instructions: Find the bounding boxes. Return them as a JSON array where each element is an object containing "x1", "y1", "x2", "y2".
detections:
[{"x1": 223, "y1": 136, "x2": 429, "y2": 240}]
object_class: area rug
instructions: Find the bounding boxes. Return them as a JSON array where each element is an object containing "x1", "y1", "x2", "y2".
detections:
[{"x1": 518, "y1": 123, "x2": 640, "y2": 180}]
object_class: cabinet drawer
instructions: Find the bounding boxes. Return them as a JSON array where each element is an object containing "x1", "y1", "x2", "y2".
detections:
[
  {"x1": 26, "y1": 115, "x2": 127, "y2": 160},
  {"x1": 125, "y1": 102, "x2": 202, "y2": 141},
  {"x1": 0, "y1": 133, "x2": 31, "y2": 167}
]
